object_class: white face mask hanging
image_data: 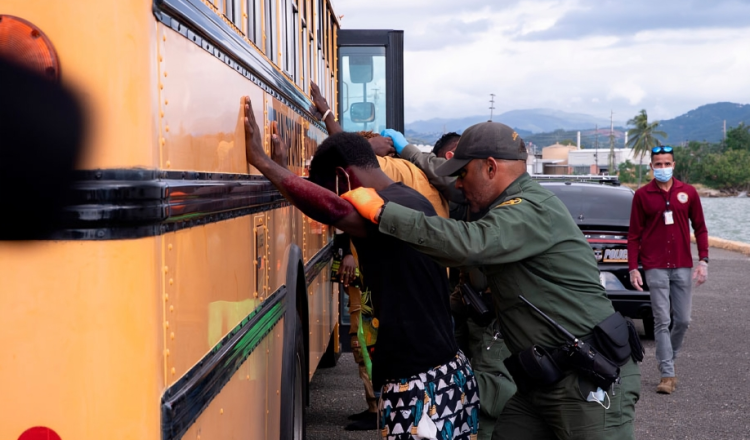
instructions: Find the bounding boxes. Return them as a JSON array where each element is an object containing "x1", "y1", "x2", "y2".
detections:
[{"x1": 586, "y1": 387, "x2": 611, "y2": 410}]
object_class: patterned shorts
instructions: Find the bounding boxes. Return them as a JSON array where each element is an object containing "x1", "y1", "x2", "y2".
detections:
[{"x1": 379, "y1": 351, "x2": 480, "y2": 440}]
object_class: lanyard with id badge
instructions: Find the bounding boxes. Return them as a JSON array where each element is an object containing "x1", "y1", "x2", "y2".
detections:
[{"x1": 662, "y1": 189, "x2": 674, "y2": 225}]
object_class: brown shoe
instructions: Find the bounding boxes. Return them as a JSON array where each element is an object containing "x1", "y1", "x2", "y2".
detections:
[{"x1": 657, "y1": 377, "x2": 676, "y2": 394}]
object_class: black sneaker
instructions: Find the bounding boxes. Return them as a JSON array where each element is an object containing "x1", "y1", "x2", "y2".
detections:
[
  {"x1": 347, "y1": 409, "x2": 376, "y2": 421},
  {"x1": 344, "y1": 413, "x2": 378, "y2": 431}
]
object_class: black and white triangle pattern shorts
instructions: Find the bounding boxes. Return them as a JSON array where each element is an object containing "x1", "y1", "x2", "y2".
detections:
[{"x1": 379, "y1": 350, "x2": 480, "y2": 440}]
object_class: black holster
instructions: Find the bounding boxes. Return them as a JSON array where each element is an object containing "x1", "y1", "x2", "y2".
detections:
[
  {"x1": 504, "y1": 345, "x2": 565, "y2": 392},
  {"x1": 591, "y1": 312, "x2": 644, "y2": 365},
  {"x1": 563, "y1": 341, "x2": 621, "y2": 390}
]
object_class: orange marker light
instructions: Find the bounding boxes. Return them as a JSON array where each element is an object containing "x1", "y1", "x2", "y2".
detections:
[{"x1": 0, "y1": 15, "x2": 60, "y2": 81}]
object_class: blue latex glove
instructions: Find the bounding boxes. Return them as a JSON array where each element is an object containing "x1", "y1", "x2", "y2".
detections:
[{"x1": 380, "y1": 128, "x2": 409, "y2": 154}]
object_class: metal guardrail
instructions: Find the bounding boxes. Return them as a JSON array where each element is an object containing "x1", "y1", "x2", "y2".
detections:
[{"x1": 530, "y1": 174, "x2": 621, "y2": 186}]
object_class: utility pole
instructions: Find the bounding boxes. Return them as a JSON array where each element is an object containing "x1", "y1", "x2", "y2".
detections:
[
  {"x1": 724, "y1": 120, "x2": 727, "y2": 143},
  {"x1": 489, "y1": 94, "x2": 496, "y2": 121},
  {"x1": 594, "y1": 124, "x2": 599, "y2": 174},
  {"x1": 608, "y1": 110, "x2": 616, "y2": 174}
]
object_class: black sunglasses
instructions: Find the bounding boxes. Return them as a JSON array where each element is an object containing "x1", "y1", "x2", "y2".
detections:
[{"x1": 651, "y1": 146, "x2": 674, "y2": 154}]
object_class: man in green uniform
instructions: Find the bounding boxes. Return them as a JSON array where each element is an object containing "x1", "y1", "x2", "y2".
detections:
[{"x1": 342, "y1": 121, "x2": 641, "y2": 440}]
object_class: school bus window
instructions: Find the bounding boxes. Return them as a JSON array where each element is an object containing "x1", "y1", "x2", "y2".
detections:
[
  {"x1": 318, "y1": 0, "x2": 325, "y2": 49},
  {"x1": 279, "y1": 0, "x2": 287, "y2": 72},
  {"x1": 293, "y1": 1, "x2": 301, "y2": 84},
  {"x1": 264, "y1": 0, "x2": 277, "y2": 63},
  {"x1": 246, "y1": 0, "x2": 262, "y2": 44},
  {"x1": 281, "y1": 0, "x2": 296, "y2": 77},
  {"x1": 224, "y1": 0, "x2": 242, "y2": 29},
  {"x1": 300, "y1": 17, "x2": 308, "y2": 92}
]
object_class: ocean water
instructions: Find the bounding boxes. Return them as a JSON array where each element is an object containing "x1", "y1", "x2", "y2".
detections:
[{"x1": 700, "y1": 197, "x2": 750, "y2": 244}]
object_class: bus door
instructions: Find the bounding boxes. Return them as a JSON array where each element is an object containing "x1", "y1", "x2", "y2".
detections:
[
  {"x1": 337, "y1": 30, "x2": 404, "y2": 134},
  {"x1": 335, "y1": 29, "x2": 404, "y2": 350}
]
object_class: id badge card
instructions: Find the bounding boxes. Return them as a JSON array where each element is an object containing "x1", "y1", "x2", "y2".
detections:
[{"x1": 664, "y1": 210, "x2": 674, "y2": 225}]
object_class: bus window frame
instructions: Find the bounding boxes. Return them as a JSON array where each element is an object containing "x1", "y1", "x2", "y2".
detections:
[{"x1": 247, "y1": 0, "x2": 262, "y2": 44}]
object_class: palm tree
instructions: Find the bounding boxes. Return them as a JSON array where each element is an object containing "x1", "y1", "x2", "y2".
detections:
[{"x1": 626, "y1": 109, "x2": 668, "y2": 187}]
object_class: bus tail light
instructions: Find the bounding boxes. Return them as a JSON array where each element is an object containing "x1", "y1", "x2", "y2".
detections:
[{"x1": 0, "y1": 15, "x2": 60, "y2": 81}]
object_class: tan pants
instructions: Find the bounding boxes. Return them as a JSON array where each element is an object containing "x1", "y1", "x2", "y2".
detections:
[{"x1": 348, "y1": 285, "x2": 378, "y2": 412}]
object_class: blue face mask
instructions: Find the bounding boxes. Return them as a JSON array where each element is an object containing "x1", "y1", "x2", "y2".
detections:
[{"x1": 653, "y1": 167, "x2": 673, "y2": 182}]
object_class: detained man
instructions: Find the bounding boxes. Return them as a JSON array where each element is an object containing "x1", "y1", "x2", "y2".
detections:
[{"x1": 241, "y1": 96, "x2": 480, "y2": 439}]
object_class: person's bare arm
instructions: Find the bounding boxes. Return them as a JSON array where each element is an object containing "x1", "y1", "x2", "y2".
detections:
[
  {"x1": 243, "y1": 96, "x2": 368, "y2": 237},
  {"x1": 310, "y1": 81, "x2": 344, "y2": 135}
]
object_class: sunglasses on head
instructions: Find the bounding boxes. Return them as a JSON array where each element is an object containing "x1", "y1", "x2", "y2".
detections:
[{"x1": 651, "y1": 146, "x2": 674, "y2": 154}]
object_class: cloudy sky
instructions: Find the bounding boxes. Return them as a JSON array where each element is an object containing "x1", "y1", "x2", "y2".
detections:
[{"x1": 333, "y1": 0, "x2": 750, "y2": 124}]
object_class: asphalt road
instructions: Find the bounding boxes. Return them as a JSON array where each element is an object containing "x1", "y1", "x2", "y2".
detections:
[{"x1": 307, "y1": 246, "x2": 750, "y2": 440}]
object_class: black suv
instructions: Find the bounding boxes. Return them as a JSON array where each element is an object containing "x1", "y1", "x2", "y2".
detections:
[{"x1": 535, "y1": 176, "x2": 655, "y2": 338}]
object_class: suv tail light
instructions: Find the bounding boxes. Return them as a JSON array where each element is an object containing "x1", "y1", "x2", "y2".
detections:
[{"x1": 0, "y1": 15, "x2": 60, "y2": 81}]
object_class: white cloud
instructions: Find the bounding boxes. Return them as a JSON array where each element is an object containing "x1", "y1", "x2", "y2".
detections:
[
  {"x1": 333, "y1": 0, "x2": 750, "y2": 123},
  {"x1": 607, "y1": 81, "x2": 646, "y2": 106}
]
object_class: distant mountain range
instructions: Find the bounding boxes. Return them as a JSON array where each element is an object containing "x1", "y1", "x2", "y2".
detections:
[
  {"x1": 405, "y1": 102, "x2": 750, "y2": 146},
  {"x1": 658, "y1": 102, "x2": 750, "y2": 143}
]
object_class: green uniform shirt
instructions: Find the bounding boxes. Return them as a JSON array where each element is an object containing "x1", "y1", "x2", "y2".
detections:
[{"x1": 378, "y1": 173, "x2": 615, "y2": 354}]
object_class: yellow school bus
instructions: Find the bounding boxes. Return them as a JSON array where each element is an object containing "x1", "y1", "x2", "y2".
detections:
[{"x1": 0, "y1": 0, "x2": 356, "y2": 439}]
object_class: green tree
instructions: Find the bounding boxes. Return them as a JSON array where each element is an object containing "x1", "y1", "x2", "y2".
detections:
[
  {"x1": 559, "y1": 139, "x2": 576, "y2": 146},
  {"x1": 700, "y1": 149, "x2": 750, "y2": 192},
  {"x1": 725, "y1": 123, "x2": 750, "y2": 152},
  {"x1": 673, "y1": 141, "x2": 712, "y2": 184},
  {"x1": 617, "y1": 160, "x2": 650, "y2": 184},
  {"x1": 626, "y1": 109, "x2": 667, "y2": 187}
]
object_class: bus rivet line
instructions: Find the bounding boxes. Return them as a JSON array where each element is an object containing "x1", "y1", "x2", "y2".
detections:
[
  {"x1": 171, "y1": 367, "x2": 176, "y2": 375},
  {"x1": 170, "y1": 332, "x2": 175, "y2": 340}
]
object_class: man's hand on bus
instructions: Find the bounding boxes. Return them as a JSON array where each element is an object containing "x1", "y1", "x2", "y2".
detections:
[
  {"x1": 309, "y1": 81, "x2": 329, "y2": 117},
  {"x1": 270, "y1": 121, "x2": 289, "y2": 168},
  {"x1": 369, "y1": 136, "x2": 395, "y2": 157},
  {"x1": 310, "y1": 81, "x2": 343, "y2": 135},
  {"x1": 338, "y1": 254, "x2": 357, "y2": 286},
  {"x1": 243, "y1": 96, "x2": 267, "y2": 168}
]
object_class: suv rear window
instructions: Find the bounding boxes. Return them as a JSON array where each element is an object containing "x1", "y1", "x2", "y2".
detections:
[{"x1": 543, "y1": 184, "x2": 633, "y2": 228}]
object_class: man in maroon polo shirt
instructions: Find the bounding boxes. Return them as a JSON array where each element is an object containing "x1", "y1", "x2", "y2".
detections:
[{"x1": 627, "y1": 145, "x2": 709, "y2": 394}]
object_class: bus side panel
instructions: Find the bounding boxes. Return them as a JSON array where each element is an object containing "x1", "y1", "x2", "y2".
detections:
[
  {"x1": 179, "y1": 318, "x2": 284, "y2": 439},
  {"x1": 163, "y1": 217, "x2": 258, "y2": 384},
  {"x1": 0, "y1": 240, "x2": 163, "y2": 440},
  {"x1": 158, "y1": 22, "x2": 261, "y2": 175},
  {"x1": 3, "y1": 0, "x2": 158, "y2": 170}
]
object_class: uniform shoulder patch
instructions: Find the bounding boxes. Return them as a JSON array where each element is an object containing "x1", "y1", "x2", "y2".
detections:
[{"x1": 496, "y1": 198, "x2": 523, "y2": 207}]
